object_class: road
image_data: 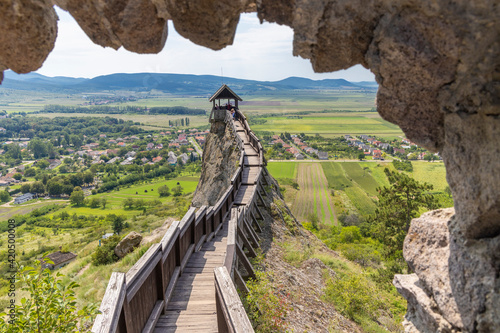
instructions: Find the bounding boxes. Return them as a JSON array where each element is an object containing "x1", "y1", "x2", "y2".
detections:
[{"x1": 188, "y1": 137, "x2": 203, "y2": 157}]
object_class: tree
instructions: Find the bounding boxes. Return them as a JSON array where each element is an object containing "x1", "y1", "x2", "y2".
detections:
[
  {"x1": 30, "y1": 181, "x2": 45, "y2": 194},
  {"x1": 358, "y1": 153, "x2": 366, "y2": 161},
  {"x1": 89, "y1": 197, "x2": 101, "y2": 208},
  {"x1": 36, "y1": 159, "x2": 49, "y2": 170},
  {"x1": 101, "y1": 198, "x2": 107, "y2": 209},
  {"x1": 123, "y1": 198, "x2": 135, "y2": 209},
  {"x1": 0, "y1": 190, "x2": 11, "y2": 203},
  {"x1": 29, "y1": 138, "x2": 48, "y2": 159},
  {"x1": 24, "y1": 168, "x2": 36, "y2": 177},
  {"x1": 46, "y1": 180, "x2": 63, "y2": 196},
  {"x1": 369, "y1": 168, "x2": 438, "y2": 258},
  {"x1": 0, "y1": 261, "x2": 98, "y2": 332},
  {"x1": 20, "y1": 183, "x2": 31, "y2": 194},
  {"x1": 70, "y1": 187, "x2": 85, "y2": 206},
  {"x1": 157, "y1": 185, "x2": 170, "y2": 197},
  {"x1": 13, "y1": 173, "x2": 22, "y2": 181},
  {"x1": 112, "y1": 216, "x2": 124, "y2": 235},
  {"x1": 83, "y1": 171, "x2": 94, "y2": 184},
  {"x1": 6, "y1": 143, "x2": 22, "y2": 160},
  {"x1": 172, "y1": 185, "x2": 183, "y2": 197}
]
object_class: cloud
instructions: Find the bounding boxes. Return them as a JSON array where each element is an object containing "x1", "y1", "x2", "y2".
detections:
[{"x1": 37, "y1": 8, "x2": 374, "y2": 82}]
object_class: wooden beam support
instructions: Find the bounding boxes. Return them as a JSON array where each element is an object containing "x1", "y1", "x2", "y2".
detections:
[
  {"x1": 250, "y1": 209, "x2": 263, "y2": 233},
  {"x1": 234, "y1": 269, "x2": 249, "y2": 294},
  {"x1": 243, "y1": 217, "x2": 260, "y2": 248},
  {"x1": 237, "y1": 226, "x2": 257, "y2": 258},
  {"x1": 141, "y1": 301, "x2": 163, "y2": 333},
  {"x1": 236, "y1": 243, "x2": 256, "y2": 279}
]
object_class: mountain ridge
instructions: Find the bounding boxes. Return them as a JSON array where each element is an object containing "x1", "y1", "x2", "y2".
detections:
[{"x1": 1, "y1": 71, "x2": 377, "y2": 95}]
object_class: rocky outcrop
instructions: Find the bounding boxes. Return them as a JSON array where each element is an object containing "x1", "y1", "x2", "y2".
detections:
[
  {"x1": 114, "y1": 231, "x2": 142, "y2": 258},
  {"x1": 394, "y1": 209, "x2": 463, "y2": 332},
  {"x1": 1, "y1": 1, "x2": 499, "y2": 331},
  {"x1": 192, "y1": 120, "x2": 240, "y2": 207}
]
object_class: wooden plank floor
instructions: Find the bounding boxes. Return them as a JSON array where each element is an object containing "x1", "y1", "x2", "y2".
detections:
[
  {"x1": 154, "y1": 223, "x2": 228, "y2": 333},
  {"x1": 242, "y1": 167, "x2": 260, "y2": 185},
  {"x1": 234, "y1": 185, "x2": 256, "y2": 205},
  {"x1": 154, "y1": 118, "x2": 262, "y2": 332},
  {"x1": 244, "y1": 155, "x2": 260, "y2": 166}
]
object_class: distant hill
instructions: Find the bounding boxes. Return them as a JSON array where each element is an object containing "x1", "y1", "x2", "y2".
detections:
[{"x1": 0, "y1": 71, "x2": 377, "y2": 95}]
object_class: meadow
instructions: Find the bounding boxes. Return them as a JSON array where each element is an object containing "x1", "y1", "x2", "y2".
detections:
[
  {"x1": 408, "y1": 162, "x2": 448, "y2": 191},
  {"x1": 251, "y1": 113, "x2": 403, "y2": 138}
]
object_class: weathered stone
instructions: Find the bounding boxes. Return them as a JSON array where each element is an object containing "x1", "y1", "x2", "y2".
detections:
[
  {"x1": 192, "y1": 120, "x2": 240, "y2": 207},
  {"x1": 114, "y1": 231, "x2": 142, "y2": 258},
  {"x1": 393, "y1": 274, "x2": 458, "y2": 333},
  {"x1": 0, "y1": 0, "x2": 57, "y2": 74},
  {"x1": 164, "y1": 0, "x2": 245, "y2": 50},
  {"x1": 55, "y1": 0, "x2": 168, "y2": 53},
  {"x1": 402, "y1": 208, "x2": 463, "y2": 330}
]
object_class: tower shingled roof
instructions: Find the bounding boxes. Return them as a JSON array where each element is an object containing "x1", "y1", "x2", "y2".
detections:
[{"x1": 209, "y1": 84, "x2": 242, "y2": 102}]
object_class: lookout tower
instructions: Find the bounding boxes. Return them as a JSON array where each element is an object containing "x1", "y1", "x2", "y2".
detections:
[{"x1": 209, "y1": 84, "x2": 242, "y2": 123}]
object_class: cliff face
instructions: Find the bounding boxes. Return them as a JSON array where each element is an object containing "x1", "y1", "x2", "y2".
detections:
[{"x1": 191, "y1": 121, "x2": 240, "y2": 207}]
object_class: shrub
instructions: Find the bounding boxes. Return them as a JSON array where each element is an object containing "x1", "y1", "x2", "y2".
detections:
[
  {"x1": 91, "y1": 235, "x2": 121, "y2": 266},
  {"x1": 244, "y1": 271, "x2": 291, "y2": 332},
  {"x1": 0, "y1": 261, "x2": 98, "y2": 332},
  {"x1": 338, "y1": 243, "x2": 381, "y2": 268},
  {"x1": 323, "y1": 274, "x2": 379, "y2": 321},
  {"x1": 157, "y1": 185, "x2": 170, "y2": 197},
  {"x1": 337, "y1": 226, "x2": 362, "y2": 243}
]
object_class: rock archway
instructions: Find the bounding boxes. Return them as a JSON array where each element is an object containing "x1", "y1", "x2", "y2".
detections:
[{"x1": 1, "y1": 1, "x2": 498, "y2": 331}]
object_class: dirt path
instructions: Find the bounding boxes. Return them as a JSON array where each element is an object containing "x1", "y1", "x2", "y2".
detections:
[
  {"x1": 76, "y1": 263, "x2": 91, "y2": 277},
  {"x1": 0, "y1": 199, "x2": 66, "y2": 208}
]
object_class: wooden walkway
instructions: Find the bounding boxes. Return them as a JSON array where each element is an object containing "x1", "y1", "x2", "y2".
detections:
[
  {"x1": 154, "y1": 224, "x2": 228, "y2": 332},
  {"x1": 153, "y1": 119, "x2": 261, "y2": 332}
]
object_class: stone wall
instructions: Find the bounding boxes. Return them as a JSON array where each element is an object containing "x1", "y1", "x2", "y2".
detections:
[{"x1": 1, "y1": 1, "x2": 499, "y2": 331}]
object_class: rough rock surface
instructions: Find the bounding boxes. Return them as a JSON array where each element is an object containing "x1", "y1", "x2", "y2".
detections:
[
  {"x1": 395, "y1": 208, "x2": 463, "y2": 332},
  {"x1": 0, "y1": 0, "x2": 57, "y2": 75},
  {"x1": 1, "y1": 1, "x2": 499, "y2": 331},
  {"x1": 114, "y1": 231, "x2": 142, "y2": 258},
  {"x1": 192, "y1": 120, "x2": 240, "y2": 207}
]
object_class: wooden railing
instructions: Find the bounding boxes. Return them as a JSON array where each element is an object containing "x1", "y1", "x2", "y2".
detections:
[
  {"x1": 92, "y1": 108, "x2": 266, "y2": 333},
  {"x1": 215, "y1": 206, "x2": 261, "y2": 333}
]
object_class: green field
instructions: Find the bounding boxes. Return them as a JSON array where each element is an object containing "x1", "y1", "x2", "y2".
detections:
[
  {"x1": 52, "y1": 176, "x2": 199, "y2": 217},
  {"x1": 340, "y1": 163, "x2": 380, "y2": 197},
  {"x1": 408, "y1": 162, "x2": 448, "y2": 191},
  {"x1": 321, "y1": 162, "x2": 351, "y2": 190},
  {"x1": 251, "y1": 114, "x2": 403, "y2": 137},
  {"x1": 344, "y1": 186, "x2": 377, "y2": 216},
  {"x1": 267, "y1": 162, "x2": 298, "y2": 179}
]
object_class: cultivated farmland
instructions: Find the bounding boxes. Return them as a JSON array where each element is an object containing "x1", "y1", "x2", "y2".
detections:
[
  {"x1": 292, "y1": 163, "x2": 337, "y2": 225},
  {"x1": 251, "y1": 113, "x2": 403, "y2": 138}
]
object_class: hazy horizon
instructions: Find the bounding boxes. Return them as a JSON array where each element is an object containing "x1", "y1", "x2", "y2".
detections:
[{"x1": 29, "y1": 7, "x2": 376, "y2": 83}]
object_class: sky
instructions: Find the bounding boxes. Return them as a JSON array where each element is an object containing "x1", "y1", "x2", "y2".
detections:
[{"x1": 36, "y1": 8, "x2": 375, "y2": 82}]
